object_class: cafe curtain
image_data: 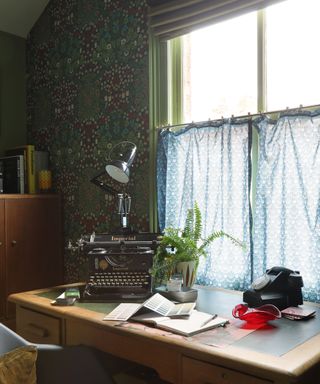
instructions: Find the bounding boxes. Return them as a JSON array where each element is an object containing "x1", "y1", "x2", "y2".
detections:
[
  {"x1": 157, "y1": 119, "x2": 252, "y2": 290},
  {"x1": 253, "y1": 112, "x2": 320, "y2": 302},
  {"x1": 147, "y1": 0, "x2": 285, "y2": 40}
]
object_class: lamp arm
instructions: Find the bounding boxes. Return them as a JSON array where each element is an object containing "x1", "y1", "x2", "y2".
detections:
[{"x1": 90, "y1": 172, "x2": 119, "y2": 196}]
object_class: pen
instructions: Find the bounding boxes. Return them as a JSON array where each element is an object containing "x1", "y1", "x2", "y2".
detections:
[{"x1": 201, "y1": 314, "x2": 217, "y2": 327}]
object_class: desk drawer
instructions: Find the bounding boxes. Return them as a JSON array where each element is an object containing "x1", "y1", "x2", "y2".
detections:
[
  {"x1": 182, "y1": 357, "x2": 271, "y2": 384},
  {"x1": 16, "y1": 306, "x2": 61, "y2": 344}
]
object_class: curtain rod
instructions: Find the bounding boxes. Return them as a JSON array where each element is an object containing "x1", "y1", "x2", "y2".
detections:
[{"x1": 156, "y1": 103, "x2": 320, "y2": 131}]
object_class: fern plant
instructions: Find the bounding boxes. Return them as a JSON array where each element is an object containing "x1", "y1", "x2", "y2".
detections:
[{"x1": 151, "y1": 202, "x2": 243, "y2": 287}]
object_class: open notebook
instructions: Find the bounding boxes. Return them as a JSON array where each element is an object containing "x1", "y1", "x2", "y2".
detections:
[
  {"x1": 103, "y1": 293, "x2": 195, "y2": 321},
  {"x1": 131, "y1": 310, "x2": 229, "y2": 337},
  {"x1": 103, "y1": 293, "x2": 228, "y2": 337}
]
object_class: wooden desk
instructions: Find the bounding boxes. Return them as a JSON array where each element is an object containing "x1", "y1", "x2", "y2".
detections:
[{"x1": 8, "y1": 284, "x2": 320, "y2": 384}]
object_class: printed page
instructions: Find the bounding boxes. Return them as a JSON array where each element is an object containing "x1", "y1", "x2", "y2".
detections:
[
  {"x1": 143, "y1": 293, "x2": 174, "y2": 316},
  {"x1": 143, "y1": 293, "x2": 195, "y2": 317},
  {"x1": 103, "y1": 303, "x2": 142, "y2": 321},
  {"x1": 167, "y1": 302, "x2": 196, "y2": 317}
]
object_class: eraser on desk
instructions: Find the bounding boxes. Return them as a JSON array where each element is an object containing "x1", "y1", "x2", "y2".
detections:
[{"x1": 65, "y1": 287, "x2": 80, "y2": 299}]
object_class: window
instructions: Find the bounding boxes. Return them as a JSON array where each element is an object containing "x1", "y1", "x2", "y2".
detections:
[
  {"x1": 182, "y1": 12, "x2": 257, "y2": 121},
  {"x1": 153, "y1": 0, "x2": 320, "y2": 300},
  {"x1": 167, "y1": 0, "x2": 320, "y2": 124},
  {"x1": 266, "y1": 0, "x2": 320, "y2": 110}
]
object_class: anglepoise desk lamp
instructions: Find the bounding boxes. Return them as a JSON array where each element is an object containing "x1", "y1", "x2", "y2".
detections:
[{"x1": 90, "y1": 141, "x2": 137, "y2": 234}]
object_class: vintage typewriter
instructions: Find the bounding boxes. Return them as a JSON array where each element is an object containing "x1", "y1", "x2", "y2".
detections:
[{"x1": 81, "y1": 232, "x2": 159, "y2": 302}]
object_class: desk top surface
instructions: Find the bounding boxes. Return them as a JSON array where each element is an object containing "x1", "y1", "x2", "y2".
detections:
[
  {"x1": 32, "y1": 284, "x2": 320, "y2": 357},
  {"x1": 9, "y1": 284, "x2": 320, "y2": 381},
  {"x1": 196, "y1": 287, "x2": 320, "y2": 356}
]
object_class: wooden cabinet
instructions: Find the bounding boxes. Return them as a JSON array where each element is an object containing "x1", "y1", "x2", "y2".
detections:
[
  {"x1": 0, "y1": 200, "x2": 5, "y2": 318},
  {"x1": 0, "y1": 195, "x2": 63, "y2": 319}
]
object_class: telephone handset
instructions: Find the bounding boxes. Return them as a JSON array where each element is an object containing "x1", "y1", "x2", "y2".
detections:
[
  {"x1": 251, "y1": 266, "x2": 294, "y2": 291},
  {"x1": 243, "y1": 266, "x2": 304, "y2": 309}
]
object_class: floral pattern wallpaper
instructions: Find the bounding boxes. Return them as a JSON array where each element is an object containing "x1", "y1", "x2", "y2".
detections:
[{"x1": 26, "y1": 0, "x2": 150, "y2": 281}]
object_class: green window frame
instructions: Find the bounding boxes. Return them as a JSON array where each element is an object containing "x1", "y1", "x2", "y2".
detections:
[{"x1": 149, "y1": 10, "x2": 270, "y2": 233}]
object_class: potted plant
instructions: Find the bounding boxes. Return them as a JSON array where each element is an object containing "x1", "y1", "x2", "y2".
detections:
[{"x1": 151, "y1": 202, "x2": 243, "y2": 289}]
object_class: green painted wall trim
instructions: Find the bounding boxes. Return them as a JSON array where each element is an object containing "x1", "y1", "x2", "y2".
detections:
[
  {"x1": 149, "y1": 34, "x2": 168, "y2": 232},
  {"x1": 168, "y1": 37, "x2": 183, "y2": 125}
]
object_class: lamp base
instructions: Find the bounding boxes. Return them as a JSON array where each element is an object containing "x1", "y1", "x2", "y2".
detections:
[{"x1": 111, "y1": 226, "x2": 136, "y2": 236}]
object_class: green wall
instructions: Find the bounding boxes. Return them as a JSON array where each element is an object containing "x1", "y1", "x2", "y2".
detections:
[
  {"x1": 0, "y1": 31, "x2": 26, "y2": 155},
  {"x1": 27, "y1": 0, "x2": 151, "y2": 282}
]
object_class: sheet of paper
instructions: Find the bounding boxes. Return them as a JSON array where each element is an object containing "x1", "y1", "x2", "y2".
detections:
[
  {"x1": 190, "y1": 318, "x2": 256, "y2": 347},
  {"x1": 143, "y1": 293, "x2": 174, "y2": 316},
  {"x1": 167, "y1": 302, "x2": 195, "y2": 317},
  {"x1": 103, "y1": 303, "x2": 142, "y2": 321},
  {"x1": 143, "y1": 293, "x2": 195, "y2": 316}
]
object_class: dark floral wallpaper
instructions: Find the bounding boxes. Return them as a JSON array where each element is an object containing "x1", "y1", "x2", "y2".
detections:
[{"x1": 26, "y1": 0, "x2": 150, "y2": 281}]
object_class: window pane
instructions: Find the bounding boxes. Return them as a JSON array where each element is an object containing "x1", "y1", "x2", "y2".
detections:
[
  {"x1": 267, "y1": 0, "x2": 320, "y2": 110},
  {"x1": 182, "y1": 13, "x2": 257, "y2": 123}
]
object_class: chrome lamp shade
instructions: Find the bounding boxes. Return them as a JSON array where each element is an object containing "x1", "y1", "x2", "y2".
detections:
[{"x1": 105, "y1": 142, "x2": 137, "y2": 184}]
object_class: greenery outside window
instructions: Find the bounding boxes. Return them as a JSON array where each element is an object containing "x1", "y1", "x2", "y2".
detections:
[
  {"x1": 165, "y1": 0, "x2": 320, "y2": 125},
  {"x1": 149, "y1": 0, "x2": 320, "y2": 232}
]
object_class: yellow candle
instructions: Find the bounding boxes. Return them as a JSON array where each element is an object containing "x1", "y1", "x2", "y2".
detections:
[{"x1": 38, "y1": 170, "x2": 52, "y2": 191}]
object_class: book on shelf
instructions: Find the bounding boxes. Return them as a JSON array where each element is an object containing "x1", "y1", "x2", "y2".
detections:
[
  {"x1": 5, "y1": 145, "x2": 35, "y2": 193},
  {"x1": 0, "y1": 155, "x2": 25, "y2": 194},
  {"x1": 131, "y1": 310, "x2": 229, "y2": 337},
  {"x1": 103, "y1": 293, "x2": 196, "y2": 322}
]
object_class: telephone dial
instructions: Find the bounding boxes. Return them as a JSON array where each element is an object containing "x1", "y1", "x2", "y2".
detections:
[{"x1": 243, "y1": 266, "x2": 304, "y2": 310}]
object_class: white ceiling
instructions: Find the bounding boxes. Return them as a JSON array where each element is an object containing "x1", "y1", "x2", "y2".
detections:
[{"x1": 0, "y1": 0, "x2": 49, "y2": 39}]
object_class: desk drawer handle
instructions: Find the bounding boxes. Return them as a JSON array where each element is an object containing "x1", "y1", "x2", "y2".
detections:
[
  {"x1": 24, "y1": 323, "x2": 49, "y2": 338},
  {"x1": 11, "y1": 240, "x2": 17, "y2": 246},
  {"x1": 203, "y1": 371, "x2": 228, "y2": 384}
]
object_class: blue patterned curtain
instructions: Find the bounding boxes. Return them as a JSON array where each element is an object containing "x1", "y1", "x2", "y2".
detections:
[
  {"x1": 253, "y1": 112, "x2": 320, "y2": 301},
  {"x1": 157, "y1": 120, "x2": 252, "y2": 290}
]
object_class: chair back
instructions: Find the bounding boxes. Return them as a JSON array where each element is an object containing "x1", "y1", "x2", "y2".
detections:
[{"x1": 0, "y1": 323, "x2": 29, "y2": 355}]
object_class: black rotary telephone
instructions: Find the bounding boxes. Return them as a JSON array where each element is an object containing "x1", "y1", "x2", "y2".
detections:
[{"x1": 243, "y1": 266, "x2": 304, "y2": 310}]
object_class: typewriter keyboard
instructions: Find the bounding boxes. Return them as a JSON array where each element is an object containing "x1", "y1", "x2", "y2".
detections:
[{"x1": 88, "y1": 271, "x2": 151, "y2": 289}]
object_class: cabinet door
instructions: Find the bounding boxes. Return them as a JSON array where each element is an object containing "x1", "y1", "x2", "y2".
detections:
[
  {"x1": 5, "y1": 197, "x2": 63, "y2": 316},
  {"x1": 0, "y1": 200, "x2": 5, "y2": 318}
]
